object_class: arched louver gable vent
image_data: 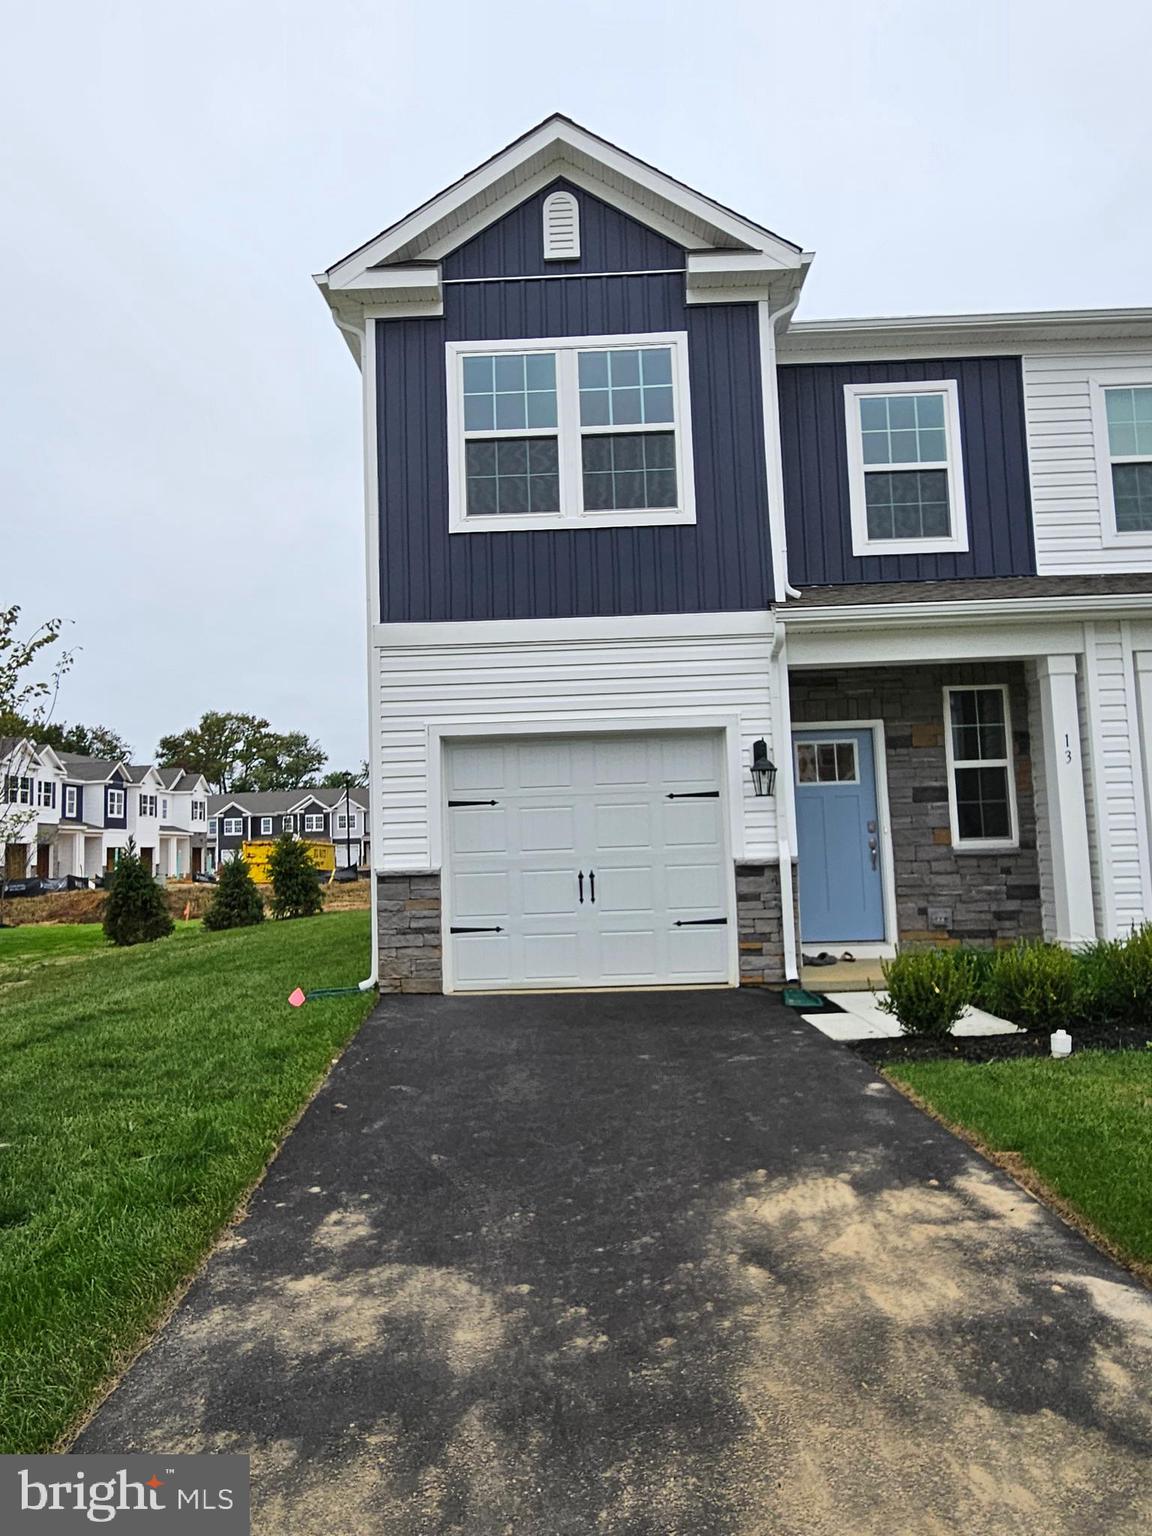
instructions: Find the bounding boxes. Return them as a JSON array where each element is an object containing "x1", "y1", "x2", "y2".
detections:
[{"x1": 542, "y1": 189, "x2": 580, "y2": 261}]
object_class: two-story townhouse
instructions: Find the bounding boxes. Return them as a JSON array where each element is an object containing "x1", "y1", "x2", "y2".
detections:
[
  {"x1": 1, "y1": 737, "x2": 66, "y2": 879},
  {"x1": 205, "y1": 787, "x2": 370, "y2": 872},
  {"x1": 316, "y1": 115, "x2": 1152, "y2": 995},
  {"x1": 2, "y1": 744, "x2": 211, "y2": 885},
  {"x1": 157, "y1": 768, "x2": 211, "y2": 876}
]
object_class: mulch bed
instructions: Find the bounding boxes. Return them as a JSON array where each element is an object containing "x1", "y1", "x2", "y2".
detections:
[{"x1": 852, "y1": 1024, "x2": 1152, "y2": 1067}]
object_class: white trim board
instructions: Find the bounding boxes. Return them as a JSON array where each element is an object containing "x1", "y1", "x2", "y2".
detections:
[{"x1": 373, "y1": 610, "x2": 775, "y2": 650}]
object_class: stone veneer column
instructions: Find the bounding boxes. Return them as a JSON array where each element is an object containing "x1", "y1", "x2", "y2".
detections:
[
  {"x1": 377, "y1": 873, "x2": 443, "y2": 994},
  {"x1": 735, "y1": 861, "x2": 793, "y2": 985}
]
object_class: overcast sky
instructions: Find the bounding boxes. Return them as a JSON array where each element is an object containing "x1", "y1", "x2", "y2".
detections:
[{"x1": 2, "y1": 1, "x2": 1149, "y2": 769}]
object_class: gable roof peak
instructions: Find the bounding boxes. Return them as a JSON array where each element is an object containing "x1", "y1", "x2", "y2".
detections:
[{"x1": 321, "y1": 115, "x2": 806, "y2": 288}]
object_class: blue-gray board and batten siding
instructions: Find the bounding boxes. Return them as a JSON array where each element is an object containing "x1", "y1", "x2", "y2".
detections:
[
  {"x1": 778, "y1": 358, "x2": 1037, "y2": 586},
  {"x1": 375, "y1": 181, "x2": 775, "y2": 622}
]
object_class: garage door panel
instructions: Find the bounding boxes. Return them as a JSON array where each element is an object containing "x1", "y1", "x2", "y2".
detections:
[
  {"x1": 523, "y1": 933, "x2": 581, "y2": 981},
  {"x1": 516, "y1": 741, "x2": 575, "y2": 789},
  {"x1": 598, "y1": 929, "x2": 658, "y2": 979},
  {"x1": 594, "y1": 865, "x2": 656, "y2": 914},
  {"x1": 519, "y1": 805, "x2": 576, "y2": 853},
  {"x1": 451, "y1": 807, "x2": 507, "y2": 855},
  {"x1": 520, "y1": 868, "x2": 578, "y2": 917},
  {"x1": 449, "y1": 745, "x2": 506, "y2": 793},
  {"x1": 593, "y1": 802, "x2": 651, "y2": 850},
  {"x1": 452, "y1": 871, "x2": 509, "y2": 919},
  {"x1": 452, "y1": 934, "x2": 512, "y2": 985},
  {"x1": 660, "y1": 734, "x2": 718, "y2": 784},
  {"x1": 668, "y1": 927, "x2": 729, "y2": 977},
  {"x1": 665, "y1": 862, "x2": 724, "y2": 912},
  {"x1": 592, "y1": 739, "x2": 649, "y2": 785},
  {"x1": 663, "y1": 799, "x2": 723, "y2": 846}
]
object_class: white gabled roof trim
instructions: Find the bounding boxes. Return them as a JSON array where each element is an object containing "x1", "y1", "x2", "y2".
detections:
[{"x1": 324, "y1": 114, "x2": 805, "y2": 289}]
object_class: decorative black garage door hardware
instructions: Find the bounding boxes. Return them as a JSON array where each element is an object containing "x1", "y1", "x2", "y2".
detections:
[
  {"x1": 674, "y1": 917, "x2": 728, "y2": 926},
  {"x1": 448, "y1": 799, "x2": 499, "y2": 807},
  {"x1": 665, "y1": 790, "x2": 720, "y2": 799},
  {"x1": 449, "y1": 925, "x2": 505, "y2": 934}
]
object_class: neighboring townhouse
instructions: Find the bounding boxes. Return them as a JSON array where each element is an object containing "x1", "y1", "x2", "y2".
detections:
[
  {"x1": 315, "y1": 114, "x2": 1152, "y2": 994},
  {"x1": 1, "y1": 741, "x2": 209, "y2": 882},
  {"x1": 205, "y1": 786, "x2": 370, "y2": 872}
]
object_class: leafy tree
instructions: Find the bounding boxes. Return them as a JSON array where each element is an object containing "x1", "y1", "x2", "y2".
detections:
[
  {"x1": 0, "y1": 715, "x2": 132, "y2": 761},
  {"x1": 157, "y1": 711, "x2": 325, "y2": 794},
  {"x1": 238, "y1": 730, "x2": 327, "y2": 792},
  {"x1": 102, "y1": 839, "x2": 175, "y2": 947},
  {"x1": 319, "y1": 762, "x2": 369, "y2": 788},
  {"x1": 1, "y1": 607, "x2": 74, "y2": 922},
  {"x1": 267, "y1": 831, "x2": 323, "y2": 919},
  {"x1": 203, "y1": 855, "x2": 264, "y2": 931}
]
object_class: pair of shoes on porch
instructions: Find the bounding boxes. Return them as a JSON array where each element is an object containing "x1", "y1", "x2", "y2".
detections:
[{"x1": 802, "y1": 951, "x2": 856, "y2": 966}]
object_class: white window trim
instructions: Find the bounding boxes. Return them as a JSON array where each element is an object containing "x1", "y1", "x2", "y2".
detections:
[
  {"x1": 64, "y1": 785, "x2": 78, "y2": 818},
  {"x1": 107, "y1": 788, "x2": 125, "y2": 817},
  {"x1": 943, "y1": 684, "x2": 1019, "y2": 852},
  {"x1": 445, "y1": 331, "x2": 695, "y2": 534},
  {"x1": 222, "y1": 816, "x2": 244, "y2": 837},
  {"x1": 260, "y1": 817, "x2": 273, "y2": 835},
  {"x1": 304, "y1": 813, "x2": 325, "y2": 832},
  {"x1": 1089, "y1": 375, "x2": 1152, "y2": 547},
  {"x1": 844, "y1": 378, "x2": 969, "y2": 557}
]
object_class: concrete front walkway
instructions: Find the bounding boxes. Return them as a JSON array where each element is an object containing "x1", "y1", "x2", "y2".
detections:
[{"x1": 78, "y1": 992, "x2": 1152, "y2": 1534}]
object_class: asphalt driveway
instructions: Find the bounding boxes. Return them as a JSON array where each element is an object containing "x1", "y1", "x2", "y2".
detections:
[{"x1": 78, "y1": 991, "x2": 1152, "y2": 1534}]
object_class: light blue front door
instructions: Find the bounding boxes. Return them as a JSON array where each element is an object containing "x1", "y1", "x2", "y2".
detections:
[{"x1": 793, "y1": 728, "x2": 885, "y2": 944}]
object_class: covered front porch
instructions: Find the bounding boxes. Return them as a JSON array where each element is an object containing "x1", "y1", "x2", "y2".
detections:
[{"x1": 779, "y1": 590, "x2": 1152, "y2": 965}]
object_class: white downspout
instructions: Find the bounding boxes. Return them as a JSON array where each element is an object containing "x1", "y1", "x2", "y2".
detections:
[
  {"x1": 335, "y1": 308, "x2": 380, "y2": 994},
  {"x1": 758, "y1": 289, "x2": 804, "y2": 601},
  {"x1": 770, "y1": 623, "x2": 800, "y2": 981}
]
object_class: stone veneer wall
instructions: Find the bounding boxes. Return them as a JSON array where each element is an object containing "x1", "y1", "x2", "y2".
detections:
[
  {"x1": 377, "y1": 873, "x2": 443, "y2": 993},
  {"x1": 736, "y1": 861, "x2": 796, "y2": 985},
  {"x1": 789, "y1": 663, "x2": 1043, "y2": 945}
]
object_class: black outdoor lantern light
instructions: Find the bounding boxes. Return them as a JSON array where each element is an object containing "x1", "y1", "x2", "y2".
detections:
[{"x1": 750, "y1": 738, "x2": 777, "y2": 798}]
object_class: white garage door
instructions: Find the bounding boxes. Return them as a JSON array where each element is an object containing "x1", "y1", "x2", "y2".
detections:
[{"x1": 443, "y1": 732, "x2": 733, "y2": 991}]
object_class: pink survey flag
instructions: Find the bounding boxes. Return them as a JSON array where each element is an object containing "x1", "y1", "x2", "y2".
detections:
[{"x1": 288, "y1": 987, "x2": 306, "y2": 1008}]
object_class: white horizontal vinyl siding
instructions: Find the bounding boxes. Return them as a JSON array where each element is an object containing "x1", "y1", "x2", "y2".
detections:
[
  {"x1": 374, "y1": 622, "x2": 777, "y2": 873},
  {"x1": 1024, "y1": 348, "x2": 1152, "y2": 572}
]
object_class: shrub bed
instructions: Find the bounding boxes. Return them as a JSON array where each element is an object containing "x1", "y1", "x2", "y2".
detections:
[{"x1": 877, "y1": 924, "x2": 1152, "y2": 1040}]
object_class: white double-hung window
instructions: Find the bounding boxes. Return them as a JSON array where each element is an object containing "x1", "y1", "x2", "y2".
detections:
[
  {"x1": 844, "y1": 379, "x2": 968, "y2": 556},
  {"x1": 1092, "y1": 383, "x2": 1152, "y2": 540},
  {"x1": 447, "y1": 332, "x2": 694, "y2": 532},
  {"x1": 944, "y1": 685, "x2": 1018, "y2": 850}
]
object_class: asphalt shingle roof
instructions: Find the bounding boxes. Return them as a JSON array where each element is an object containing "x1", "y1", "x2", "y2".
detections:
[{"x1": 207, "y1": 786, "x2": 370, "y2": 816}]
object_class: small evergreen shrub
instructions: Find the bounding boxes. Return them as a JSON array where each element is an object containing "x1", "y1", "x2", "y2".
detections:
[
  {"x1": 102, "y1": 840, "x2": 175, "y2": 947},
  {"x1": 267, "y1": 831, "x2": 324, "y2": 919},
  {"x1": 981, "y1": 940, "x2": 1081, "y2": 1033},
  {"x1": 878, "y1": 948, "x2": 970, "y2": 1036},
  {"x1": 203, "y1": 855, "x2": 264, "y2": 931},
  {"x1": 955, "y1": 946, "x2": 998, "y2": 1011},
  {"x1": 1084, "y1": 924, "x2": 1152, "y2": 1028}
]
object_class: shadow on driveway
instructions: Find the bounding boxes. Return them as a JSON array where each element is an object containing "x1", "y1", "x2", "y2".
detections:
[{"x1": 79, "y1": 990, "x2": 1152, "y2": 1534}]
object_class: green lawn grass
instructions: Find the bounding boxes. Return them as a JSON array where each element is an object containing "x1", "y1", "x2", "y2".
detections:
[
  {"x1": 0, "y1": 913, "x2": 375, "y2": 1453},
  {"x1": 889, "y1": 1052, "x2": 1152, "y2": 1271}
]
